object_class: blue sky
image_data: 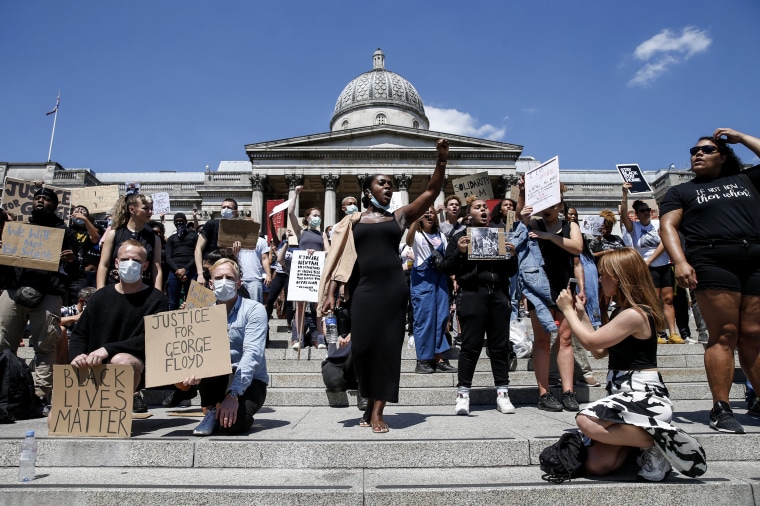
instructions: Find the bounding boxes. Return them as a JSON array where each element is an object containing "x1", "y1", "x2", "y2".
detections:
[{"x1": 2, "y1": 1, "x2": 759, "y2": 174}]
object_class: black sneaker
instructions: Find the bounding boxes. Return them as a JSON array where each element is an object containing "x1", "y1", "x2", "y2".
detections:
[
  {"x1": 562, "y1": 390, "x2": 580, "y2": 412},
  {"x1": 537, "y1": 392, "x2": 563, "y2": 412},
  {"x1": 709, "y1": 401, "x2": 744, "y2": 433},
  {"x1": 415, "y1": 360, "x2": 435, "y2": 374},
  {"x1": 162, "y1": 386, "x2": 198, "y2": 407},
  {"x1": 133, "y1": 392, "x2": 148, "y2": 414},
  {"x1": 747, "y1": 397, "x2": 760, "y2": 418},
  {"x1": 434, "y1": 360, "x2": 457, "y2": 373}
]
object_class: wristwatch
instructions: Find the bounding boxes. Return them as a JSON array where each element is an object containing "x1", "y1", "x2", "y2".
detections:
[{"x1": 226, "y1": 390, "x2": 240, "y2": 399}]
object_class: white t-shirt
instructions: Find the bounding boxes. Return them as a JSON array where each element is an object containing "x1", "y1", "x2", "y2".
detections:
[
  {"x1": 411, "y1": 231, "x2": 447, "y2": 268},
  {"x1": 238, "y1": 237, "x2": 270, "y2": 281},
  {"x1": 624, "y1": 220, "x2": 669, "y2": 267}
]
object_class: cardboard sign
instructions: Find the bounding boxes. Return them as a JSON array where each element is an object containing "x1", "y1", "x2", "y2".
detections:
[
  {"x1": 184, "y1": 280, "x2": 216, "y2": 309},
  {"x1": 143, "y1": 305, "x2": 232, "y2": 388},
  {"x1": 2, "y1": 177, "x2": 71, "y2": 221},
  {"x1": 510, "y1": 185, "x2": 520, "y2": 202},
  {"x1": 218, "y1": 219, "x2": 260, "y2": 249},
  {"x1": 616, "y1": 164, "x2": 652, "y2": 194},
  {"x1": 0, "y1": 222, "x2": 65, "y2": 271},
  {"x1": 580, "y1": 216, "x2": 605, "y2": 236},
  {"x1": 71, "y1": 185, "x2": 120, "y2": 214},
  {"x1": 467, "y1": 227, "x2": 508, "y2": 260},
  {"x1": 452, "y1": 172, "x2": 494, "y2": 201},
  {"x1": 287, "y1": 250, "x2": 325, "y2": 302},
  {"x1": 151, "y1": 192, "x2": 171, "y2": 215},
  {"x1": 49, "y1": 365, "x2": 134, "y2": 438},
  {"x1": 525, "y1": 156, "x2": 561, "y2": 215}
]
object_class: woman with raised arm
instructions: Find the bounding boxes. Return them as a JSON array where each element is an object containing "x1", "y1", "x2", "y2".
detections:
[
  {"x1": 660, "y1": 128, "x2": 760, "y2": 434},
  {"x1": 557, "y1": 248, "x2": 706, "y2": 481},
  {"x1": 320, "y1": 139, "x2": 449, "y2": 433}
]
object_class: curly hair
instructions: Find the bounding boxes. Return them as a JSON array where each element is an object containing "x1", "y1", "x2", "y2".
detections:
[
  {"x1": 695, "y1": 136, "x2": 743, "y2": 176},
  {"x1": 111, "y1": 194, "x2": 152, "y2": 229},
  {"x1": 599, "y1": 209, "x2": 617, "y2": 231}
]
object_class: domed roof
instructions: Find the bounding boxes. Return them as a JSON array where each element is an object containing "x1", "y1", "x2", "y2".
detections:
[{"x1": 331, "y1": 49, "x2": 427, "y2": 128}]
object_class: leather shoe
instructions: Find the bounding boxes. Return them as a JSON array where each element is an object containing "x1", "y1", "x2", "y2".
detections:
[
  {"x1": 434, "y1": 360, "x2": 457, "y2": 373},
  {"x1": 414, "y1": 360, "x2": 435, "y2": 374}
]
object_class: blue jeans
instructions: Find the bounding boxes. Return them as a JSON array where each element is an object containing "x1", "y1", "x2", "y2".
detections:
[
  {"x1": 243, "y1": 278, "x2": 264, "y2": 304},
  {"x1": 410, "y1": 260, "x2": 450, "y2": 361},
  {"x1": 167, "y1": 270, "x2": 197, "y2": 310}
]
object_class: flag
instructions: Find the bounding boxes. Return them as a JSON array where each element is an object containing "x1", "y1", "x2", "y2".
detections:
[{"x1": 46, "y1": 93, "x2": 60, "y2": 116}]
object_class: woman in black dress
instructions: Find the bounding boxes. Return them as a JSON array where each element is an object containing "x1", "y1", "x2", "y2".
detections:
[{"x1": 322, "y1": 139, "x2": 449, "y2": 433}]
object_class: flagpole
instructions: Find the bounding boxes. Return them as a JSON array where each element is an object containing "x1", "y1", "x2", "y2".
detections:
[{"x1": 47, "y1": 91, "x2": 60, "y2": 162}]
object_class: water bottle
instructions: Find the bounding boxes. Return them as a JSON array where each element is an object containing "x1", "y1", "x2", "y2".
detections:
[
  {"x1": 18, "y1": 430, "x2": 36, "y2": 482},
  {"x1": 324, "y1": 313, "x2": 339, "y2": 344}
]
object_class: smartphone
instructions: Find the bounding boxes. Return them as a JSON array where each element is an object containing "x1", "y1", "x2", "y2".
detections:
[{"x1": 568, "y1": 278, "x2": 578, "y2": 294}]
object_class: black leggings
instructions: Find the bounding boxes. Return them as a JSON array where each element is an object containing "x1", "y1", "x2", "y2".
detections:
[
  {"x1": 198, "y1": 375, "x2": 267, "y2": 434},
  {"x1": 266, "y1": 272, "x2": 293, "y2": 325}
]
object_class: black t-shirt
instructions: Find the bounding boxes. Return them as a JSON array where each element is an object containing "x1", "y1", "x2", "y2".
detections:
[
  {"x1": 199, "y1": 219, "x2": 220, "y2": 257},
  {"x1": 659, "y1": 165, "x2": 760, "y2": 247}
]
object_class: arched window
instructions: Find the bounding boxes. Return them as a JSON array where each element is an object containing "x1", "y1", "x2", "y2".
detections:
[
  {"x1": 341, "y1": 120, "x2": 349, "y2": 129},
  {"x1": 375, "y1": 113, "x2": 387, "y2": 125},
  {"x1": 412, "y1": 120, "x2": 419, "y2": 129}
]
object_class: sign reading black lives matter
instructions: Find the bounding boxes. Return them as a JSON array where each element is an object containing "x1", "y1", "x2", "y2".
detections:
[
  {"x1": 50, "y1": 365, "x2": 134, "y2": 437},
  {"x1": 143, "y1": 305, "x2": 232, "y2": 388},
  {"x1": 2, "y1": 177, "x2": 72, "y2": 220},
  {"x1": 287, "y1": 250, "x2": 325, "y2": 303},
  {"x1": 616, "y1": 164, "x2": 652, "y2": 194},
  {"x1": 452, "y1": 172, "x2": 494, "y2": 202}
]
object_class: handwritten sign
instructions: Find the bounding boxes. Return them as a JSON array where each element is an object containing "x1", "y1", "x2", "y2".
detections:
[
  {"x1": 452, "y1": 172, "x2": 494, "y2": 201},
  {"x1": 49, "y1": 365, "x2": 134, "y2": 437},
  {"x1": 143, "y1": 305, "x2": 232, "y2": 388},
  {"x1": 616, "y1": 164, "x2": 652, "y2": 194},
  {"x1": 184, "y1": 280, "x2": 216, "y2": 309},
  {"x1": 71, "y1": 185, "x2": 120, "y2": 214},
  {"x1": 151, "y1": 192, "x2": 171, "y2": 215},
  {"x1": 510, "y1": 184, "x2": 520, "y2": 202},
  {"x1": 287, "y1": 250, "x2": 325, "y2": 302},
  {"x1": 580, "y1": 216, "x2": 605, "y2": 236},
  {"x1": 525, "y1": 156, "x2": 561, "y2": 215},
  {"x1": 0, "y1": 222, "x2": 65, "y2": 271},
  {"x1": 2, "y1": 177, "x2": 71, "y2": 221},
  {"x1": 467, "y1": 227, "x2": 508, "y2": 260},
  {"x1": 218, "y1": 220, "x2": 260, "y2": 249}
]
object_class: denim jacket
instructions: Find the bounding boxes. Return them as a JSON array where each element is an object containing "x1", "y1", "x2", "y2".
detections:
[{"x1": 509, "y1": 222, "x2": 557, "y2": 333}]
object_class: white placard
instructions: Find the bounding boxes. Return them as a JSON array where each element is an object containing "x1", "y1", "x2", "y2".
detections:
[
  {"x1": 151, "y1": 192, "x2": 171, "y2": 215},
  {"x1": 580, "y1": 215, "x2": 605, "y2": 236},
  {"x1": 525, "y1": 156, "x2": 561, "y2": 215},
  {"x1": 388, "y1": 193, "x2": 403, "y2": 213},
  {"x1": 286, "y1": 250, "x2": 325, "y2": 302},
  {"x1": 269, "y1": 199, "x2": 291, "y2": 216}
]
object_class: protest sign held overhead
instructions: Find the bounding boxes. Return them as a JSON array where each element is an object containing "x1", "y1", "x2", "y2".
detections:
[
  {"x1": 452, "y1": 172, "x2": 494, "y2": 202},
  {"x1": 0, "y1": 222, "x2": 65, "y2": 271},
  {"x1": 151, "y1": 192, "x2": 171, "y2": 215},
  {"x1": 287, "y1": 250, "x2": 325, "y2": 303},
  {"x1": 71, "y1": 185, "x2": 120, "y2": 214},
  {"x1": 49, "y1": 365, "x2": 134, "y2": 437},
  {"x1": 616, "y1": 164, "x2": 652, "y2": 194},
  {"x1": 524, "y1": 156, "x2": 561, "y2": 215},
  {"x1": 218, "y1": 220, "x2": 260, "y2": 249},
  {"x1": 143, "y1": 305, "x2": 232, "y2": 388},
  {"x1": 2, "y1": 177, "x2": 71, "y2": 220}
]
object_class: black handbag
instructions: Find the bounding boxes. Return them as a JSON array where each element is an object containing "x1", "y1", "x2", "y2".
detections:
[
  {"x1": 334, "y1": 305, "x2": 351, "y2": 338},
  {"x1": 13, "y1": 286, "x2": 44, "y2": 308},
  {"x1": 421, "y1": 232, "x2": 445, "y2": 272}
]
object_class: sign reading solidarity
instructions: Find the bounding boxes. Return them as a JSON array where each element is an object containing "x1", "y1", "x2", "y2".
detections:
[
  {"x1": 287, "y1": 250, "x2": 325, "y2": 303},
  {"x1": 525, "y1": 156, "x2": 561, "y2": 215},
  {"x1": 452, "y1": 172, "x2": 494, "y2": 201},
  {"x1": 1, "y1": 177, "x2": 71, "y2": 220},
  {"x1": 0, "y1": 222, "x2": 65, "y2": 271},
  {"x1": 49, "y1": 365, "x2": 134, "y2": 438},
  {"x1": 143, "y1": 305, "x2": 232, "y2": 388}
]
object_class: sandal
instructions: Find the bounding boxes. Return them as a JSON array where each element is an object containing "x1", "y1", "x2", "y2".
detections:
[
  {"x1": 359, "y1": 418, "x2": 371, "y2": 428},
  {"x1": 371, "y1": 420, "x2": 389, "y2": 433}
]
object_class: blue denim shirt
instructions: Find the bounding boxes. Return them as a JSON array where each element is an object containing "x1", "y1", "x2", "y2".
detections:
[
  {"x1": 227, "y1": 296, "x2": 269, "y2": 394},
  {"x1": 509, "y1": 222, "x2": 557, "y2": 334}
]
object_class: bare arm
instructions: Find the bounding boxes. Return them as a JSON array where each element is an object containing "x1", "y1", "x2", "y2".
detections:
[
  {"x1": 152, "y1": 236, "x2": 163, "y2": 290},
  {"x1": 194, "y1": 234, "x2": 207, "y2": 285},
  {"x1": 288, "y1": 186, "x2": 304, "y2": 241},
  {"x1": 406, "y1": 219, "x2": 420, "y2": 247},
  {"x1": 96, "y1": 229, "x2": 115, "y2": 289},
  {"x1": 528, "y1": 220, "x2": 583, "y2": 255},
  {"x1": 715, "y1": 128, "x2": 760, "y2": 159},
  {"x1": 659, "y1": 209, "x2": 695, "y2": 289},
  {"x1": 399, "y1": 139, "x2": 449, "y2": 226},
  {"x1": 620, "y1": 183, "x2": 634, "y2": 233}
]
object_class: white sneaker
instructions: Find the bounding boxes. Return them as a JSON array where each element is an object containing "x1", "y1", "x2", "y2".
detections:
[
  {"x1": 317, "y1": 343, "x2": 327, "y2": 349},
  {"x1": 291, "y1": 341, "x2": 301, "y2": 350},
  {"x1": 193, "y1": 408, "x2": 218, "y2": 437},
  {"x1": 496, "y1": 391, "x2": 516, "y2": 414},
  {"x1": 637, "y1": 445, "x2": 671, "y2": 481},
  {"x1": 455, "y1": 393, "x2": 470, "y2": 416}
]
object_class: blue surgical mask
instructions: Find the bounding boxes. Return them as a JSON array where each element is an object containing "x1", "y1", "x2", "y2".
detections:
[
  {"x1": 345, "y1": 204, "x2": 358, "y2": 215},
  {"x1": 370, "y1": 195, "x2": 390, "y2": 211},
  {"x1": 73, "y1": 218, "x2": 85, "y2": 226},
  {"x1": 220, "y1": 208, "x2": 234, "y2": 219},
  {"x1": 117, "y1": 259, "x2": 143, "y2": 284},
  {"x1": 309, "y1": 217, "x2": 321, "y2": 229}
]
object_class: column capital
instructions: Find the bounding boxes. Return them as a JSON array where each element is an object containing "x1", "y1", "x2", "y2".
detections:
[
  {"x1": 250, "y1": 174, "x2": 267, "y2": 192},
  {"x1": 321, "y1": 173, "x2": 340, "y2": 191},
  {"x1": 285, "y1": 174, "x2": 303, "y2": 190},
  {"x1": 394, "y1": 174, "x2": 412, "y2": 191}
]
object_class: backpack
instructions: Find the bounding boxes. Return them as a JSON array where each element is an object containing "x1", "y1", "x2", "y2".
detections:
[
  {"x1": 0, "y1": 349, "x2": 45, "y2": 423},
  {"x1": 539, "y1": 431, "x2": 588, "y2": 483}
]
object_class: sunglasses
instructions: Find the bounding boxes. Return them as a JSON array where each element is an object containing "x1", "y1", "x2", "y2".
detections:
[{"x1": 689, "y1": 145, "x2": 719, "y2": 156}]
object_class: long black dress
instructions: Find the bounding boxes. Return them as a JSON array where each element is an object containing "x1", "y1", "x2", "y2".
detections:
[{"x1": 349, "y1": 217, "x2": 407, "y2": 403}]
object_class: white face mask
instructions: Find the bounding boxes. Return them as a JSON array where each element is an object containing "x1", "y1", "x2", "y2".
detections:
[
  {"x1": 309, "y1": 217, "x2": 321, "y2": 229},
  {"x1": 214, "y1": 278, "x2": 237, "y2": 302},
  {"x1": 118, "y1": 259, "x2": 143, "y2": 284},
  {"x1": 345, "y1": 204, "x2": 358, "y2": 215},
  {"x1": 220, "y1": 208, "x2": 234, "y2": 219}
]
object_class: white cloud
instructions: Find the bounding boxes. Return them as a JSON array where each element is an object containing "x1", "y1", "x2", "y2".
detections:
[
  {"x1": 627, "y1": 26, "x2": 711, "y2": 88},
  {"x1": 426, "y1": 106, "x2": 506, "y2": 141}
]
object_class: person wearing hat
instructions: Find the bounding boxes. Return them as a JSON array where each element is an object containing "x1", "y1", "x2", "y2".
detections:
[
  {"x1": 165, "y1": 212, "x2": 199, "y2": 310},
  {"x1": 0, "y1": 186, "x2": 79, "y2": 412}
]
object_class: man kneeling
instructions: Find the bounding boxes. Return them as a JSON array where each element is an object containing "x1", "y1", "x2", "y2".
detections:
[
  {"x1": 69, "y1": 240, "x2": 169, "y2": 413},
  {"x1": 183, "y1": 258, "x2": 269, "y2": 436}
]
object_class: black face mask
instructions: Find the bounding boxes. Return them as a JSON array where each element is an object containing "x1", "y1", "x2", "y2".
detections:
[
  {"x1": 31, "y1": 208, "x2": 60, "y2": 226},
  {"x1": 175, "y1": 222, "x2": 188, "y2": 239}
]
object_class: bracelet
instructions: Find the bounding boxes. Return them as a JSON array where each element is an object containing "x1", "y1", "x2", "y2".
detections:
[{"x1": 437, "y1": 160, "x2": 448, "y2": 165}]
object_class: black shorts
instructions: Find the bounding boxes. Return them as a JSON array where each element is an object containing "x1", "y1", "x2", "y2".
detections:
[
  {"x1": 686, "y1": 243, "x2": 760, "y2": 295},
  {"x1": 649, "y1": 264, "x2": 674, "y2": 290}
]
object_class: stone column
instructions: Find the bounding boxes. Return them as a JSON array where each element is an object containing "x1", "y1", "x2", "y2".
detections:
[
  {"x1": 250, "y1": 174, "x2": 266, "y2": 228},
  {"x1": 357, "y1": 173, "x2": 370, "y2": 211},
  {"x1": 394, "y1": 174, "x2": 412, "y2": 207},
  {"x1": 321, "y1": 174, "x2": 339, "y2": 227}
]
